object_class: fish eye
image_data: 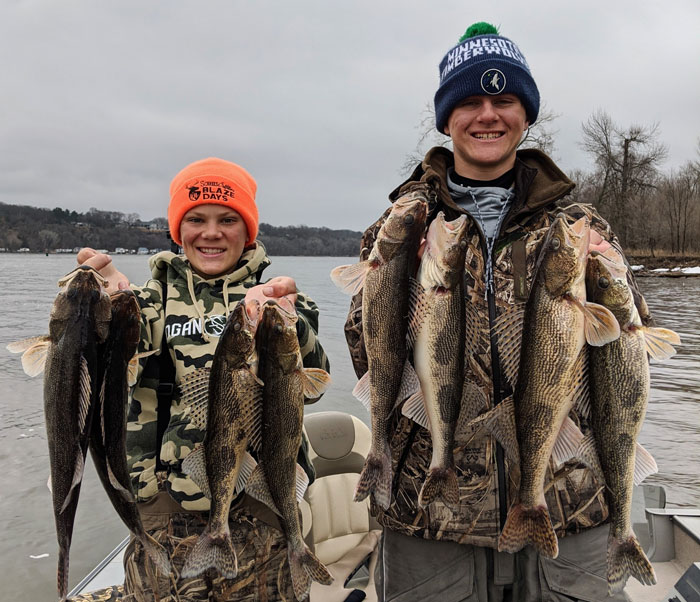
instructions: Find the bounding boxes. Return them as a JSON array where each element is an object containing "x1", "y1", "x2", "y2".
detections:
[
  {"x1": 275, "y1": 324, "x2": 284, "y2": 333},
  {"x1": 459, "y1": 239, "x2": 467, "y2": 250},
  {"x1": 598, "y1": 277, "x2": 610, "y2": 289},
  {"x1": 404, "y1": 214, "x2": 415, "y2": 226},
  {"x1": 233, "y1": 322, "x2": 242, "y2": 332},
  {"x1": 550, "y1": 237, "x2": 561, "y2": 250}
]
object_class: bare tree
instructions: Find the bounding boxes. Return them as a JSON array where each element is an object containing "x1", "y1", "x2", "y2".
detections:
[
  {"x1": 400, "y1": 102, "x2": 560, "y2": 176},
  {"x1": 580, "y1": 110, "x2": 667, "y2": 246},
  {"x1": 38, "y1": 229, "x2": 60, "y2": 252},
  {"x1": 659, "y1": 163, "x2": 699, "y2": 255}
]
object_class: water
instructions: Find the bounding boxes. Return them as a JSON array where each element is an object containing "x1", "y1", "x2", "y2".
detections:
[{"x1": 0, "y1": 254, "x2": 697, "y2": 601}]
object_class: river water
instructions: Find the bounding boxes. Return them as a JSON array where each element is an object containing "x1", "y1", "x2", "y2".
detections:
[{"x1": 1, "y1": 254, "x2": 698, "y2": 601}]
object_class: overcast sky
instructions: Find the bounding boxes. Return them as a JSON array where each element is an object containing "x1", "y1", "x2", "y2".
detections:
[{"x1": 2, "y1": 1, "x2": 698, "y2": 231}]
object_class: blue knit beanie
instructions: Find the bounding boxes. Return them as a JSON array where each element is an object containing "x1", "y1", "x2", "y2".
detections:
[{"x1": 434, "y1": 22, "x2": 540, "y2": 133}]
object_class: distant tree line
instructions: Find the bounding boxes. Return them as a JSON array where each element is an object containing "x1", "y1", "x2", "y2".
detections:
[
  {"x1": 0, "y1": 203, "x2": 362, "y2": 256},
  {"x1": 405, "y1": 106, "x2": 700, "y2": 257}
]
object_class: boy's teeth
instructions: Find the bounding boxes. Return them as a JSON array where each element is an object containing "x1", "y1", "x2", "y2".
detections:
[
  {"x1": 201, "y1": 248, "x2": 222, "y2": 254},
  {"x1": 474, "y1": 132, "x2": 502, "y2": 139}
]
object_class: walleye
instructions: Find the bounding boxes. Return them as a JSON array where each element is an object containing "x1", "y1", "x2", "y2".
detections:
[
  {"x1": 180, "y1": 299, "x2": 263, "y2": 579},
  {"x1": 246, "y1": 301, "x2": 332, "y2": 601},
  {"x1": 8, "y1": 266, "x2": 112, "y2": 600},
  {"x1": 497, "y1": 216, "x2": 620, "y2": 559},
  {"x1": 402, "y1": 212, "x2": 468, "y2": 509},
  {"x1": 585, "y1": 250, "x2": 679, "y2": 594},
  {"x1": 89, "y1": 289, "x2": 170, "y2": 575},
  {"x1": 331, "y1": 189, "x2": 428, "y2": 509}
]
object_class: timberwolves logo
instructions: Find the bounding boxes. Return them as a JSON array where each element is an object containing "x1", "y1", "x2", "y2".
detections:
[
  {"x1": 481, "y1": 69, "x2": 506, "y2": 95},
  {"x1": 205, "y1": 315, "x2": 227, "y2": 337},
  {"x1": 188, "y1": 185, "x2": 201, "y2": 201}
]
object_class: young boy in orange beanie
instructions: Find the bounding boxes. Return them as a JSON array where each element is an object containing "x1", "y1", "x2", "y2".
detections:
[{"x1": 76, "y1": 157, "x2": 329, "y2": 601}]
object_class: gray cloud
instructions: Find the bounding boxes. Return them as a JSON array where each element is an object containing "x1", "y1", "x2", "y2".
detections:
[{"x1": 1, "y1": 0, "x2": 698, "y2": 231}]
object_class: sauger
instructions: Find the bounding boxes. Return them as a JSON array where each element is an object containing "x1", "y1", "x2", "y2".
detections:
[
  {"x1": 247, "y1": 301, "x2": 333, "y2": 601},
  {"x1": 180, "y1": 299, "x2": 263, "y2": 579},
  {"x1": 331, "y1": 188, "x2": 428, "y2": 509},
  {"x1": 8, "y1": 266, "x2": 112, "y2": 600},
  {"x1": 89, "y1": 289, "x2": 170, "y2": 577},
  {"x1": 498, "y1": 216, "x2": 620, "y2": 559},
  {"x1": 402, "y1": 212, "x2": 468, "y2": 510},
  {"x1": 586, "y1": 250, "x2": 680, "y2": 594}
]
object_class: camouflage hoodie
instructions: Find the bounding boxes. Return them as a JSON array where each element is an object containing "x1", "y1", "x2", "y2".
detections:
[
  {"x1": 344, "y1": 147, "x2": 652, "y2": 547},
  {"x1": 127, "y1": 243, "x2": 329, "y2": 511}
]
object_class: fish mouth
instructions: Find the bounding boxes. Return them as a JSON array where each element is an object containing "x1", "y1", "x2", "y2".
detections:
[
  {"x1": 58, "y1": 265, "x2": 108, "y2": 289},
  {"x1": 262, "y1": 297, "x2": 298, "y2": 326}
]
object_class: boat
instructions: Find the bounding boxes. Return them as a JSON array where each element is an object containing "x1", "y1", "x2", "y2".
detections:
[{"x1": 69, "y1": 411, "x2": 700, "y2": 602}]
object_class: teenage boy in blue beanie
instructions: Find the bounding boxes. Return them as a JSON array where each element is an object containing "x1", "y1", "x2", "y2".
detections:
[{"x1": 343, "y1": 22, "x2": 652, "y2": 601}]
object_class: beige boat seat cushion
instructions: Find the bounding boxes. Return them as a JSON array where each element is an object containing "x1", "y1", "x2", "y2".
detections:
[{"x1": 301, "y1": 411, "x2": 380, "y2": 601}]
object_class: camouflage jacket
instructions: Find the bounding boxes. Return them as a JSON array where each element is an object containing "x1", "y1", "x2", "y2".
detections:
[
  {"x1": 127, "y1": 244, "x2": 329, "y2": 510},
  {"x1": 344, "y1": 146, "x2": 652, "y2": 547}
]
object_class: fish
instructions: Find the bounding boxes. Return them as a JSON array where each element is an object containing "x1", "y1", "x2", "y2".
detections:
[
  {"x1": 584, "y1": 250, "x2": 679, "y2": 594},
  {"x1": 89, "y1": 289, "x2": 170, "y2": 576},
  {"x1": 180, "y1": 299, "x2": 264, "y2": 579},
  {"x1": 330, "y1": 188, "x2": 428, "y2": 509},
  {"x1": 245, "y1": 301, "x2": 333, "y2": 601},
  {"x1": 497, "y1": 216, "x2": 621, "y2": 559},
  {"x1": 7, "y1": 266, "x2": 112, "y2": 600},
  {"x1": 401, "y1": 212, "x2": 468, "y2": 509}
]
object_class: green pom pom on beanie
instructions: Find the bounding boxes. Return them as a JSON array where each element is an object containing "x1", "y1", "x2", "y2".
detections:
[{"x1": 459, "y1": 22, "x2": 499, "y2": 42}]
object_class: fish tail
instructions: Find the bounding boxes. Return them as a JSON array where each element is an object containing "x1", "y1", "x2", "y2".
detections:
[
  {"x1": 289, "y1": 544, "x2": 334, "y2": 601},
  {"x1": 181, "y1": 530, "x2": 238, "y2": 580},
  {"x1": 607, "y1": 534, "x2": 656, "y2": 595},
  {"x1": 418, "y1": 467, "x2": 460, "y2": 510},
  {"x1": 142, "y1": 532, "x2": 172, "y2": 575},
  {"x1": 498, "y1": 503, "x2": 559, "y2": 558},
  {"x1": 353, "y1": 450, "x2": 392, "y2": 509}
]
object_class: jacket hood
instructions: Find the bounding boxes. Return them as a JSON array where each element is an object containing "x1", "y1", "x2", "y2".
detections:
[{"x1": 148, "y1": 241, "x2": 271, "y2": 286}]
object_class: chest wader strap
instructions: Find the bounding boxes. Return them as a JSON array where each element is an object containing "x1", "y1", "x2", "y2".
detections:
[{"x1": 155, "y1": 283, "x2": 175, "y2": 473}]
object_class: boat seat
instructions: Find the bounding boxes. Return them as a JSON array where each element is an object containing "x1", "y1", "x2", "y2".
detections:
[{"x1": 301, "y1": 411, "x2": 381, "y2": 602}]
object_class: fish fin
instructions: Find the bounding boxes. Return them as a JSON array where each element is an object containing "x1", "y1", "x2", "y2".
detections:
[
  {"x1": 289, "y1": 545, "x2": 334, "y2": 601},
  {"x1": 571, "y1": 348, "x2": 591, "y2": 420},
  {"x1": 245, "y1": 465, "x2": 280, "y2": 515},
  {"x1": 396, "y1": 360, "x2": 422, "y2": 408},
  {"x1": 234, "y1": 451, "x2": 258, "y2": 495},
  {"x1": 107, "y1": 461, "x2": 135, "y2": 502},
  {"x1": 455, "y1": 382, "x2": 489, "y2": 434},
  {"x1": 464, "y1": 397, "x2": 519, "y2": 464},
  {"x1": 77, "y1": 355, "x2": 92, "y2": 434},
  {"x1": 301, "y1": 367, "x2": 332, "y2": 399},
  {"x1": 573, "y1": 432, "x2": 605, "y2": 484},
  {"x1": 498, "y1": 503, "x2": 558, "y2": 558},
  {"x1": 407, "y1": 277, "x2": 428, "y2": 348},
  {"x1": 142, "y1": 532, "x2": 171, "y2": 575},
  {"x1": 352, "y1": 371, "x2": 371, "y2": 411},
  {"x1": 607, "y1": 533, "x2": 656, "y2": 595},
  {"x1": 354, "y1": 448, "x2": 392, "y2": 510},
  {"x1": 60, "y1": 452, "x2": 85, "y2": 514},
  {"x1": 127, "y1": 350, "x2": 156, "y2": 386},
  {"x1": 181, "y1": 529, "x2": 238, "y2": 580},
  {"x1": 418, "y1": 467, "x2": 460, "y2": 510},
  {"x1": 178, "y1": 367, "x2": 211, "y2": 430},
  {"x1": 6, "y1": 334, "x2": 49, "y2": 353},
  {"x1": 633, "y1": 443, "x2": 658, "y2": 486},
  {"x1": 401, "y1": 389, "x2": 430, "y2": 430},
  {"x1": 330, "y1": 261, "x2": 371, "y2": 296},
  {"x1": 15, "y1": 337, "x2": 51, "y2": 377},
  {"x1": 580, "y1": 300, "x2": 621, "y2": 346},
  {"x1": 181, "y1": 446, "x2": 211, "y2": 499},
  {"x1": 551, "y1": 416, "x2": 584, "y2": 467},
  {"x1": 493, "y1": 304, "x2": 526, "y2": 388},
  {"x1": 237, "y1": 369, "x2": 264, "y2": 453},
  {"x1": 640, "y1": 326, "x2": 681, "y2": 360},
  {"x1": 296, "y1": 464, "x2": 310, "y2": 503}
]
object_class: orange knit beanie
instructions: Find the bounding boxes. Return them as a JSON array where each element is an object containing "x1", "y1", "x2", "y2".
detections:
[{"x1": 168, "y1": 157, "x2": 259, "y2": 246}]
